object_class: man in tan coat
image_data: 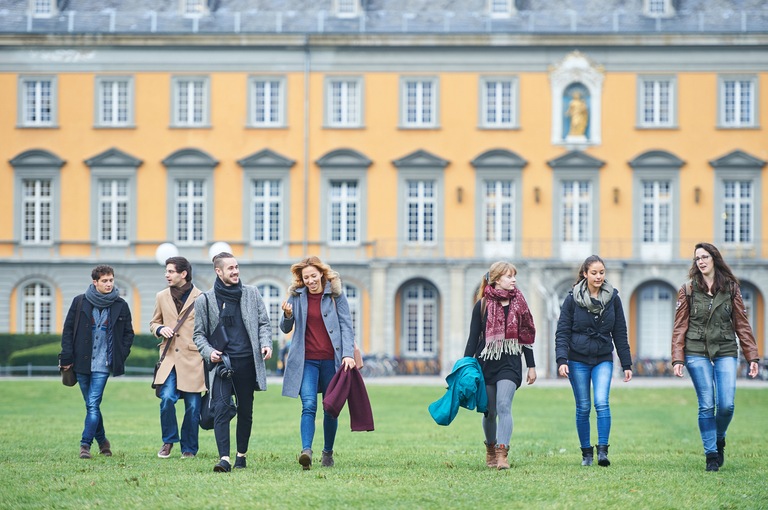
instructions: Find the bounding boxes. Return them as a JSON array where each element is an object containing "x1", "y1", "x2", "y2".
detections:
[{"x1": 150, "y1": 256, "x2": 205, "y2": 459}]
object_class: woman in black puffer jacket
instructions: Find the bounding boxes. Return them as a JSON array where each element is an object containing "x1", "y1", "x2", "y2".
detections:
[{"x1": 555, "y1": 255, "x2": 633, "y2": 467}]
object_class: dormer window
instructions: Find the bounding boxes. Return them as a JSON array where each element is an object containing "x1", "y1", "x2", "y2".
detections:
[
  {"x1": 182, "y1": 0, "x2": 208, "y2": 18},
  {"x1": 489, "y1": 0, "x2": 515, "y2": 18},
  {"x1": 644, "y1": 0, "x2": 675, "y2": 18},
  {"x1": 336, "y1": 0, "x2": 360, "y2": 18},
  {"x1": 30, "y1": 0, "x2": 56, "y2": 18}
]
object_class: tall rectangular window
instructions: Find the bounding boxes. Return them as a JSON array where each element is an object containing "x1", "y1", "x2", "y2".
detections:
[
  {"x1": 22, "y1": 179, "x2": 52, "y2": 244},
  {"x1": 183, "y1": 0, "x2": 207, "y2": 17},
  {"x1": 402, "y1": 78, "x2": 437, "y2": 128},
  {"x1": 328, "y1": 79, "x2": 361, "y2": 127},
  {"x1": 96, "y1": 78, "x2": 132, "y2": 127},
  {"x1": 23, "y1": 283, "x2": 52, "y2": 334},
  {"x1": 330, "y1": 180, "x2": 359, "y2": 244},
  {"x1": 642, "y1": 181, "x2": 671, "y2": 243},
  {"x1": 175, "y1": 179, "x2": 206, "y2": 244},
  {"x1": 31, "y1": 0, "x2": 55, "y2": 17},
  {"x1": 336, "y1": 0, "x2": 359, "y2": 17},
  {"x1": 723, "y1": 181, "x2": 753, "y2": 245},
  {"x1": 404, "y1": 284, "x2": 437, "y2": 356},
  {"x1": 561, "y1": 180, "x2": 591, "y2": 243},
  {"x1": 640, "y1": 78, "x2": 674, "y2": 127},
  {"x1": 20, "y1": 78, "x2": 55, "y2": 127},
  {"x1": 481, "y1": 79, "x2": 516, "y2": 128},
  {"x1": 252, "y1": 179, "x2": 282, "y2": 244},
  {"x1": 250, "y1": 78, "x2": 284, "y2": 127},
  {"x1": 489, "y1": 0, "x2": 512, "y2": 16},
  {"x1": 406, "y1": 180, "x2": 436, "y2": 244},
  {"x1": 172, "y1": 78, "x2": 208, "y2": 127},
  {"x1": 721, "y1": 79, "x2": 755, "y2": 127},
  {"x1": 484, "y1": 180, "x2": 514, "y2": 243},
  {"x1": 98, "y1": 179, "x2": 129, "y2": 244}
]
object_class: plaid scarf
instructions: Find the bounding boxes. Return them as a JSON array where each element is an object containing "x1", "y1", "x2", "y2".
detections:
[{"x1": 480, "y1": 285, "x2": 536, "y2": 360}]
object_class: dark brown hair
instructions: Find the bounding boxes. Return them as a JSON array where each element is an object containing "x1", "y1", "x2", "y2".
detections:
[{"x1": 688, "y1": 242, "x2": 739, "y2": 294}]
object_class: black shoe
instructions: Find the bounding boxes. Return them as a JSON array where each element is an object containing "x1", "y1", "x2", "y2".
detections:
[
  {"x1": 716, "y1": 438, "x2": 726, "y2": 467},
  {"x1": 705, "y1": 453, "x2": 719, "y2": 472},
  {"x1": 580, "y1": 446, "x2": 594, "y2": 466},
  {"x1": 234, "y1": 456, "x2": 246, "y2": 469},
  {"x1": 213, "y1": 459, "x2": 231, "y2": 473},
  {"x1": 596, "y1": 444, "x2": 610, "y2": 467}
]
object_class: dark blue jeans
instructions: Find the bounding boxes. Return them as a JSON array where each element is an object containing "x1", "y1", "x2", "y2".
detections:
[
  {"x1": 567, "y1": 360, "x2": 613, "y2": 448},
  {"x1": 76, "y1": 371, "x2": 109, "y2": 447},
  {"x1": 299, "y1": 359, "x2": 338, "y2": 452},
  {"x1": 685, "y1": 355, "x2": 737, "y2": 455},
  {"x1": 159, "y1": 367, "x2": 202, "y2": 455}
]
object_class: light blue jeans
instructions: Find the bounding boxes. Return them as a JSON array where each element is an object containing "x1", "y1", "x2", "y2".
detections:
[
  {"x1": 567, "y1": 360, "x2": 613, "y2": 448},
  {"x1": 76, "y1": 371, "x2": 109, "y2": 447},
  {"x1": 685, "y1": 355, "x2": 737, "y2": 455},
  {"x1": 299, "y1": 359, "x2": 338, "y2": 452},
  {"x1": 159, "y1": 367, "x2": 202, "y2": 455}
]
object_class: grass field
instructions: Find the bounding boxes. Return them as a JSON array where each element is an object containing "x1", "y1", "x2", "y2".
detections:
[{"x1": 0, "y1": 378, "x2": 766, "y2": 510}]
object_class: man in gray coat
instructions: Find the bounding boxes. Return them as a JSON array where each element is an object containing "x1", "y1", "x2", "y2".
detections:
[{"x1": 193, "y1": 252, "x2": 272, "y2": 473}]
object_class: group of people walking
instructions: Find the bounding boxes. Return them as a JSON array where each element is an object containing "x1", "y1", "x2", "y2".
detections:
[
  {"x1": 59, "y1": 253, "x2": 361, "y2": 472},
  {"x1": 59, "y1": 242, "x2": 760, "y2": 473}
]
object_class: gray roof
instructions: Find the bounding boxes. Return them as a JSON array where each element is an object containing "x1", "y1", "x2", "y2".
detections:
[{"x1": 0, "y1": 0, "x2": 766, "y2": 34}]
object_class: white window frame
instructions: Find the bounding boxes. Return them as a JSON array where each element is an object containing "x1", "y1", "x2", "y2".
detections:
[
  {"x1": 718, "y1": 75, "x2": 758, "y2": 129},
  {"x1": 257, "y1": 283, "x2": 284, "y2": 345},
  {"x1": 640, "y1": 180, "x2": 673, "y2": 259},
  {"x1": 171, "y1": 76, "x2": 210, "y2": 128},
  {"x1": 637, "y1": 284, "x2": 675, "y2": 358},
  {"x1": 97, "y1": 179, "x2": 130, "y2": 246},
  {"x1": 479, "y1": 76, "x2": 519, "y2": 129},
  {"x1": 488, "y1": 0, "x2": 514, "y2": 18},
  {"x1": 30, "y1": 0, "x2": 57, "y2": 18},
  {"x1": 18, "y1": 76, "x2": 57, "y2": 128},
  {"x1": 343, "y1": 283, "x2": 361, "y2": 345},
  {"x1": 405, "y1": 180, "x2": 437, "y2": 246},
  {"x1": 329, "y1": 180, "x2": 360, "y2": 245},
  {"x1": 174, "y1": 179, "x2": 207, "y2": 246},
  {"x1": 22, "y1": 281, "x2": 53, "y2": 334},
  {"x1": 251, "y1": 179, "x2": 283, "y2": 246},
  {"x1": 559, "y1": 179, "x2": 593, "y2": 260},
  {"x1": 722, "y1": 180, "x2": 754, "y2": 247},
  {"x1": 325, "y1": 76, "x2": 364, "y2": 128},
  {"x1": 95, "y1": 76, "x2": 134, "y2": 128},
  {"x1": 181, "y1": 0, "x2": 208, "y2": 18},
  {"x1": 644, "y1": 0, "x2": 675, "y2": 18},
  {"x1": 248, "y1": 76, "x2": 286, "y2": 128},
  {"x1": 335, "y1": 0, "x2": 360, "y2": 18},
  {"x1": 21, "y1": 178, "x2": 53, "y2": 245},
  {"x1": 637, "y1": 75, "x2": 677, "y2": 128},
  {"x1": 399, "y1": 77, "x2": 439, "y2": 129},
  {"x1": 402, "y1": 283, "x2": 438, "y2": 358},
  {"x1": 483, "y1": 179, "x2": 516, "y2": 257}
]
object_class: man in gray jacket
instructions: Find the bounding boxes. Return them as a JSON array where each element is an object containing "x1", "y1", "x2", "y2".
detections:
[{"x1": 194, "y1": 252, "x2": 272, "y2": 473}]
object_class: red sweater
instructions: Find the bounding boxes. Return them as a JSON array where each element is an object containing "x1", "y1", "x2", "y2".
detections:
[{"x1": 304, "y1": 292, "x2": 335, "y2": 360}]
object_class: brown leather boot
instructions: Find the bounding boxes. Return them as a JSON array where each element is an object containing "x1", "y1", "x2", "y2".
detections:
[
  {"x1": 495, "y1": 444, "x2": 510, "y2": 470},
  {"x1": 485, "y1": 441, "x2": 497, "y2": 468}
]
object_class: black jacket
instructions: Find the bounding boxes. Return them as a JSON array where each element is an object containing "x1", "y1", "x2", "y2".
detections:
[
  {"x1": 555, "y1": 289, "x2": 632, "y2": 370},
  {"x1": 59, "y1": 294, "x2": 135, "y2": 376}
]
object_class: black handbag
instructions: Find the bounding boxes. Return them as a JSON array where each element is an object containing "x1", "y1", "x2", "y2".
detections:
[
  {"x1": 151, "y1": 304, "x2": 195, "y2": 398},
  {"x1": 59, "y1": 296, "x2": 83, "y2": 387},
  {"x1": 199, "y1": 356, "x2": 237, "y2": 430}
]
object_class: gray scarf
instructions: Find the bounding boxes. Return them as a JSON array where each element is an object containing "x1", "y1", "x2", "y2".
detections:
[
  {"x1": 573, "y1": 280, "x2": 614, "y2": 315},
  {"x1": 85, "y1": 284, "x2": 120, "y2": 309}
]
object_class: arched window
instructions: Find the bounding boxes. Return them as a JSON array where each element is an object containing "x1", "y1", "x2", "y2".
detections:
[
  {"x1": 637, "y1": 283, "x2": 675, "y2": 359},
  {"x1": 257, "y1": 283, "x2": 283, "y2": 345},
  {"x1": 23, "y1": 282, "x2": 52, "y2": 334},
  {"x1": 401, "y1": 282, "x2": 438, "y2": 357}
]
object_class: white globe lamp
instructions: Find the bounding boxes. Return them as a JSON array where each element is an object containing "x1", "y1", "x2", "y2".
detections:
[
  {"x1": 155, "y1": 243, "x2": 179, "y2": 266},
  {"x1": 208, "y1": 242, "x2": 233, "y2": 261}
]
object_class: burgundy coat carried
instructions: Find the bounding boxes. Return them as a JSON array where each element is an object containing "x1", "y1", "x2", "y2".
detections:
[{"x1": 322, "y1": 367, "x2": 374, "y2": 432}]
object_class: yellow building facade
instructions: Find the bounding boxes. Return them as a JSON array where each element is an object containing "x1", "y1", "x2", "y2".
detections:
[{"x1": 1, "y1": 2, "x2": 767, "y2": 376}]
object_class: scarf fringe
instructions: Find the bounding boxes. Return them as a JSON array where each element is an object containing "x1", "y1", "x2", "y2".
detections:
[{"x1": 479, "y1": 339, "x2": 532, "y2": 360}]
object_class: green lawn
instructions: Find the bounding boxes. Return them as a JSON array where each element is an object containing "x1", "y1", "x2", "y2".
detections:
[{"x1": 0, "y1": 379, "x2": 766, "y2": 510}]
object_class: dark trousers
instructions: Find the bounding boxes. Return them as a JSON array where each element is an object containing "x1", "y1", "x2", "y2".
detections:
[{"x1": 213, "y1": 355, "x2": 256, "y2": 458}]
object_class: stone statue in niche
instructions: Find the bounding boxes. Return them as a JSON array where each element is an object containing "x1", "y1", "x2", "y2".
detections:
[{"x1": 563, "y1": 85, "x2": 589, "y2": 141}]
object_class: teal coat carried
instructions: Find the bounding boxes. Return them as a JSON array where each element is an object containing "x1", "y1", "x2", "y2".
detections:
[{"x1": 428, "y1": 357, "x2": 488, "y2": 426}]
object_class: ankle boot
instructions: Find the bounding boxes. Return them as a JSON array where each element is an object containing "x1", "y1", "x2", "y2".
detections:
[
  {"x1": 705, "y1": 452, "x2": 719, "y2": 472},
  {"x1": 596, "y1": 444, "x2": 610, "y2": 466},
  {"x1": 716, "y1": 438, "x2": 726, "y2": 467},
  {"x1": 484, "y1": 441, "x2": 497, "y2": 468},
  {"x1": 580, "y1": 446, "x2": 594, "y2": 466},
  {"x1": 495, "y1": 444, "x2": 510, "y2": 470},
  {"x1": 321, "y1": 450, "x2": 334, "y2": 468}
]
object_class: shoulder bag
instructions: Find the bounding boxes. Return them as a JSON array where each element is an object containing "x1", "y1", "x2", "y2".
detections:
[
  {"x1": 151, "y1": 304, "x2": 195, "y2": 397},
  {"x1": 59, "y1": 295, "x2": 83, "y2": 387}
]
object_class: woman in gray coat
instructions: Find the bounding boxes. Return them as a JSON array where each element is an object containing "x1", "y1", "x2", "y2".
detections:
[{"x1": 280, "y1": 256, "x2": 356, "y2": 470}]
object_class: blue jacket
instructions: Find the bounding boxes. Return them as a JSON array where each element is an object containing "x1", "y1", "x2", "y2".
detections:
[{"x1": 428, "y1": 357, "x2": 488, "y2": 426}]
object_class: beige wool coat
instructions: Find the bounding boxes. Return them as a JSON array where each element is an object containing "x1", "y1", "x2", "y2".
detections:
[{"x1": 149, "y1": 286, "x2": 206, "y2": 393}]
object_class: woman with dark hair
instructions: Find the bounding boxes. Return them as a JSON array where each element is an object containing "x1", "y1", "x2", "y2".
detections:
[
  {"x1": 671, "y1": 242, "x2": 760, "y2": 472},
  {"x1": 280, "y1": 256, "x2": 356, "y2": 470},
  {"x1": 463, "y1": 261, "x2": 536, "y2": 470},
  {"x1": 555, "y1": 255, "x2": 632, "y2": 467}
]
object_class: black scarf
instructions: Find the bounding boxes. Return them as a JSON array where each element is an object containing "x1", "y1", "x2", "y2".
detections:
[
  {"x1": 170, "y1": 281, "x2": 192, "y2": 313},
  {"x1": 214, "y1": 277, "x2": 242, "y2": 326}
]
